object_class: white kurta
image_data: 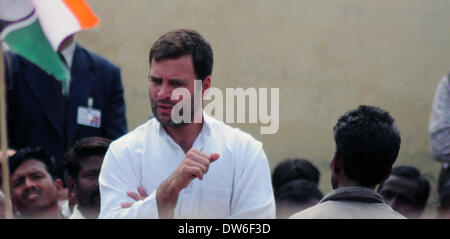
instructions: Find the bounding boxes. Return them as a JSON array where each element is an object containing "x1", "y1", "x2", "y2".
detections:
[
  {"x1": 69, "y1": 204, "x2": 87, "y2": 219},
  {"x1": 98, "y1": 113, "x2": 275, "y2": 219}
]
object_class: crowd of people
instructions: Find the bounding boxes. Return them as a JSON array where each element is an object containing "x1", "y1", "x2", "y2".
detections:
[{"x1": 0, "y1": 28, "x2": 449, "y2": 219}]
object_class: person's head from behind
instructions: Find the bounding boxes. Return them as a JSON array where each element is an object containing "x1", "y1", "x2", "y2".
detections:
[
  {"x1": 438, "y1": 183, "x2": 450, "y2": 219},
  {"x1": 377, "y1": 166, "x2": 430, "y2": 218},
  {"x1": 65, "y1": 137, "x2": 111, "y2": 219},
  {"x1": 148, "y1": 29, "x2": 213, "y2": 128},
  {"x1": 9, "y1": 147, "x2": 63, "y2": 218},
  {"x1": 275, "y1": 179, "x2": 323, "y2": 219},
  {"x1": 331, "y1": 105, "x2": 401, "y2": 189},
  {"x1": 272, "y1": 158, "x2": 320, "y2": 194}
]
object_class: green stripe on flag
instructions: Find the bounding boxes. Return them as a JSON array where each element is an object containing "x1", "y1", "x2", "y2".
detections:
[{"x1": 4, "y1": 19, "x2": 68, "y2": 92}]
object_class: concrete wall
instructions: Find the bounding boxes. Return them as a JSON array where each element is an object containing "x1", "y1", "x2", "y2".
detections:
[{"x1": 77, "y1": 0, "x2": 450, "y2": 215}]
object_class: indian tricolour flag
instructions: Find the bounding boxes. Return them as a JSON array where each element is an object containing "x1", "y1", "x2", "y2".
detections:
[{"x1": 0, "y1": 0, "x2": 98, "y2": 92}]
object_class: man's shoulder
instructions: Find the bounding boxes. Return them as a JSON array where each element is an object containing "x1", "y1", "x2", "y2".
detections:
[
  {"x1": 77, "y1": 45, "x2": 120, "y2": 71},
  {"x1": 288, "y1": 202, "x2": 329, "y2": 219},
  {"x1": 206, "y1": 115, "x2": 263, "y2": 149},
  {"x1": 5, "y1": 52, "x2": 34, "y2": 70},
  {"x1": 289, "y1": 200, "x2": 405, "y2": 219},
  {"x1": 109, "y1": 120, "x2": 154, "y2": 152}
]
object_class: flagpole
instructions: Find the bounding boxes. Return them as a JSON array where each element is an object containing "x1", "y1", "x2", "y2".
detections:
[{"x1": 0, "y1": 40, "x2": 13, "y2": 219}]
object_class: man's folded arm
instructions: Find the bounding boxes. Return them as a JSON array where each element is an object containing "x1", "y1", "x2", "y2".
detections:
[{"x1": 98, "y1": 147, "x2": 159, "y2": 219}]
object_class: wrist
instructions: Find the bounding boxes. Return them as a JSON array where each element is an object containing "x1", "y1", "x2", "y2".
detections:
[
  {"x1": 156, "y1": 181, "x2": 179, "y2": 205},
  {"x1": 156, "y1": 178, "x2": 181, "y2": 218}
]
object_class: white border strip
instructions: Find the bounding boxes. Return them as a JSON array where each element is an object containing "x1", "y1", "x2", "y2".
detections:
[{"x1": 1, "y1": 12, "x2": 37, "y2": 40}]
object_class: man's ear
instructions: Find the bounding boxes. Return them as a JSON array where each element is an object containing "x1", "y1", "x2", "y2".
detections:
[
  {"x1": 330, "y1": 151, "x2": 341, "y2": 175},
  {"x1": 201, "y1": 76, "x2": 211, "y2": 97},
  {"x1": 55, "y1": 179, "x2": 64, "y2": 190},
  {"x1": 54, "y1": 179, "x2": 67, "y2": 200}
]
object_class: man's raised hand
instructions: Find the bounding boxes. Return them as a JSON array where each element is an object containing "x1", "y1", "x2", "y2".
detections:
[{"x1": 156, "y1": 148, "x2": 220, "y2": 218}]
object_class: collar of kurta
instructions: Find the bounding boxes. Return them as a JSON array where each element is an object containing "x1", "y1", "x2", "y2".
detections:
[
  {"x1": 157, "y1": 111, "x2": 213, "y2": 138},
  {"x1": 320, "y1": 186, "x2": 384, "y2": 204}
]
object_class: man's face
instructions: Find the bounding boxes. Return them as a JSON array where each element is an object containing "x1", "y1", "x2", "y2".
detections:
[
  {"x1": 149, "y1": 55, "x2": 208, "y2": 127},
  {"x1": 75, "y1": 156, "x2": 103, "y2": 209},
  {"x1": 378, "y1": 175, "x2": 423, "y2": 218},
  {"x1": 10, "y1": 159, "x2": 58, "y2": 216}
]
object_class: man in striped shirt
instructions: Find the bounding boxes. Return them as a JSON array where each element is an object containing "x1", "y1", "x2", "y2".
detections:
[{"x1": 429, "y1": 73, "x2": 450, "y2": 193}]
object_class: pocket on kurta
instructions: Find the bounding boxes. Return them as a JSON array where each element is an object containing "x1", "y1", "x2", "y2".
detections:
[{"x1": 196, "y1": 184, "x2": 232, "y2": 218}]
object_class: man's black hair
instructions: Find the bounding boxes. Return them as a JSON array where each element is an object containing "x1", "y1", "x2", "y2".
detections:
[
  {"x1": 272, "y1": 158, "x2": 320, "y2": 193},
  {"x1": 9, "y1": 146, "x2": 58, "y2": 180},
  {"x1": 333, "y1": 105, "x2": 401, "y2": 187},
  {"x1": 64, "y1": 137, "x2": 111, "y2": 179},
  {"x1": 388, "y1": 166, "x2": 430, "y2": 208},
  {"x1": 275, "y1": 179, "x2": 324, "y2": 205},
  {"x1": 149, "y1": 29, "x2": 213, "y2": 81}
]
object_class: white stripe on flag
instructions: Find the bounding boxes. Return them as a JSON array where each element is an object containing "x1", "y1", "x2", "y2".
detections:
[
  {"x1": 32, "y1": 0, "x2": 81, "y2": 51},
  {"x1": 0, "y1": 13, "x2": 36, "y2": 39}
]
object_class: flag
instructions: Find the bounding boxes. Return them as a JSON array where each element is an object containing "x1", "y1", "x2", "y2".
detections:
[
  {"x1": 0, "y1": 0, "x2": 98, "y2": 92},
  {"x1": 32, "y1": 0, "x2": 98, "y2": 51}
]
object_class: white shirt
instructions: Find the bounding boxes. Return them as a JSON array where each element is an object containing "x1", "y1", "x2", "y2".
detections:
[
  {"x1": 58, "y1": 38, "x2": 76, "y2": 94},
  {"x1": 68, "y1": 205, "x2": 87, "y2": 219},
  {"x1": 59, "y1": 199, "x2": 72, "y2": 219},
  {"x1": 289, "y1": 187, "x2": 405, "y2": 219},
  {"x1": 98, "y1": 113, "x2": 275, "y2": 219}
]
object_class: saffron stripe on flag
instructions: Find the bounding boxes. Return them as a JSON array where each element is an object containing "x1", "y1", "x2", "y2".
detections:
[
  {"x1": 32, "y1": 0, "x2": 98, "y2": 51},
  {"x1": 32, "y1": 0, "x2": 80, "y2": 51},
  {"x1": 62, "y1": 0, "x2": 98, "y2": 29}
]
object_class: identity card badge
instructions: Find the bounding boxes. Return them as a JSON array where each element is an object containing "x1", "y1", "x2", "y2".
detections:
[{"x1": 77, "y1": 97, "x2": 102, "y2": 128}]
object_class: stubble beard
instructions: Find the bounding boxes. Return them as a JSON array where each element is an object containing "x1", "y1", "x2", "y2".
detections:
[{"x1": 150, "y1": 97, "x2": 199, "y2": 128}]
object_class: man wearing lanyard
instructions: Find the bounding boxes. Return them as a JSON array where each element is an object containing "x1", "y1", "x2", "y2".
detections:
[
  {"x1": 98, "y1": 29, "x2": 275, "y2": 219},
  {"x1": 5, "y1": 34, "x2": 128, "y2": 179}
]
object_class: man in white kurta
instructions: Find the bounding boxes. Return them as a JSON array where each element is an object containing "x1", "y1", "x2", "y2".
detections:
[
  {"x1": 98, "y1": 29, "x2": 275, "y2": 219},
  {"x1": 99, "y1": 113, "x2": 274, "y2": 219}
]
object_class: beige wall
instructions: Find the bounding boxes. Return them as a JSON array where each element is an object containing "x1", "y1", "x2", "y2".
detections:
[{"x1": 77, "y1": 0, "x2": 450, "y2": 215}]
